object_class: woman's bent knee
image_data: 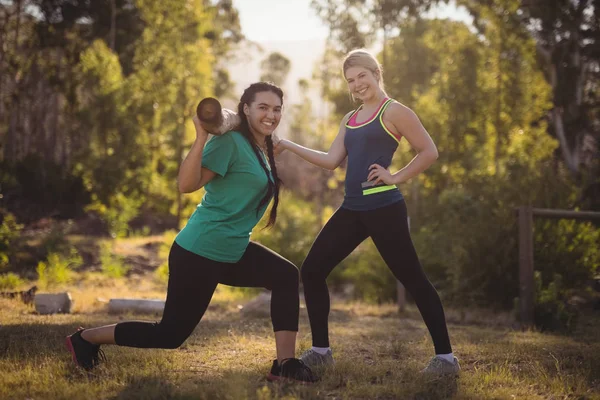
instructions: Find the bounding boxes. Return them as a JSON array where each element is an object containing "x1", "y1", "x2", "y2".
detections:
[{"x1": 278, "y1": 262, "x2": 299, "y2": 288}]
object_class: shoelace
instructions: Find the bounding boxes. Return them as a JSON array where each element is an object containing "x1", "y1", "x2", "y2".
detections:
[
  {"x1": 76, "y1": 327, "x2": 106, "y2": 367},
  {"x1": 92, "y1": 347, "x2": 107, "y2": 366},
  {"x1": 427, "y1": 358, "x2": 439, "y2": 366}
]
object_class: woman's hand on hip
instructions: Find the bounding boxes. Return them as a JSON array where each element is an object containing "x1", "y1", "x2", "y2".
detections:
[{"x1": 368, "y1": 164, "x2": 395, "y2": 185}]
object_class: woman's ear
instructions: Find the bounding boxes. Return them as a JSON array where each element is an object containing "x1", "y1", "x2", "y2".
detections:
[{"x1": 243, "y1": 103, "x2": 250, "y2": 116}]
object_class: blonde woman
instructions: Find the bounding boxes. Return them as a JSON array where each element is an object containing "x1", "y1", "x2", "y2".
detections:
[{"x1": 276, "y1": 49, "x2": 459, "y2": 375}]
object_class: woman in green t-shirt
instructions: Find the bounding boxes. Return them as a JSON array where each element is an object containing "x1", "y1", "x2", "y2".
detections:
[{"x1": 64, "y1": 82, "x2": 316, "y2": 384}]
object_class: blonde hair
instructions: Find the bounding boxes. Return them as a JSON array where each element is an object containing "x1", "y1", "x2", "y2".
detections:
[{"x1": 342, "y1": 49, "x2": 387, "y2": 95}]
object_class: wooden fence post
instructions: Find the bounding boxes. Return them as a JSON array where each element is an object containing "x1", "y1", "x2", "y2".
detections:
[{"x1": 518, "y1": 206, "x2": 534, "y2": 327}]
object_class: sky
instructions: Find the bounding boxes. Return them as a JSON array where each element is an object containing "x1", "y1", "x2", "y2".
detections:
[
  {"x1": 232, "y1": 0, "x2": 330, "y2": 42},
  {"x1": 232, "y1": 0, "x2": 472, "y2": 43}
]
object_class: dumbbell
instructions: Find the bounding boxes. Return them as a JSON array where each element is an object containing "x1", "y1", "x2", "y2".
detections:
[{"x1": 196, "y1": 97, "x2": 241, "y2": 135}]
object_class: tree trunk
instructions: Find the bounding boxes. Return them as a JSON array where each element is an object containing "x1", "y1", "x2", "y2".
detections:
[
  {"x1": 14, "y1": 0, "x2": 21, "y2": 50},
  {"x1": 0, "y1": 9, "x2": 7, "y2": 122},
  {"x1": 176, "y1": 131, "x2": 184, "y2": 228},
  {"x1": 494, "y1": 26, "x2": 504, "y2": 174},
  {"x1": 110, "y1": 0, "x2": 116, "y2": 51},
  {"x1": 382, "y1": 24, "x2": 388, "y2": 72},
  {"x1": 550, "y1": 108, "x2": 578, "y2": 175},
  {"x1": 5, "y1": 0, "x2": 23, "y2": 163}
]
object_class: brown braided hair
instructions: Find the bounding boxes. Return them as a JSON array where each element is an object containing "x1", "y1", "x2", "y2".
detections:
[{"x1": 237, "y1": 82, "x2": 283, "y2": 228}]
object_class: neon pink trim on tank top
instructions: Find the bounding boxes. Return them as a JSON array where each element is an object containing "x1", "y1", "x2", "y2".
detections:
[{"x1": 347, "y1": 97, "x2": 389, "y2": 127}]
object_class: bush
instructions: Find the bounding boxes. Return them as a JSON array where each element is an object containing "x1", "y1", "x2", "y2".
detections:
[
  {"x1": 532, "y1": 272, "x2": 578, "y2": 333},
  {"x1": 86, "y1": 192, "x2": 144, "y2": 238},
  {"x1": 41, "y1": 225, "x2": 70, "y2": 254},
  {"x1": 330, "y1": 240, "x2": 397, "y2": 304},
  {"x1": 0, "y1": 272, "x2": 25, "y2": 290},
  {"x1": 99, "y1": 241, "x2": 129, "y2": 278},
  {"x1": 155, "y1": 230, "x2": 177, "y2": 284},
  {"x1": 0, "y1": 157, "x2": 90, "y2": 221},
  {"x1": 0, "y1": 212, "x2": 23, "y2": 270},
  {"x1": 252, "y1": 191, "x2": 320, "y2": 268},
  {"x1": 410, "y1": 163, "x2": 598, "y2": 309},
  {"x1": 36, "y1": 249, "x2": 82, "y2": 288},
  {"x1": 534, "y1": 219, "x2": 599, "y2": 290}
]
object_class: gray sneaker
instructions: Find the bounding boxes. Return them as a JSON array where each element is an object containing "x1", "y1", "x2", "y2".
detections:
[
  {"x1": 421, "y1": 356, "x2": 461, "y2": 375},
  {"x1": 299, "y1": 348, "x2": 334, "y2": 368}
]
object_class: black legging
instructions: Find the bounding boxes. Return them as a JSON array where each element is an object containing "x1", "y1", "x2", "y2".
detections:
[
  {"x1": 114, "y1": 241, "x2": 299, "y2": 349},
  {"x1": 301, "y1": 200, "x2": 452, "y2": 354}
]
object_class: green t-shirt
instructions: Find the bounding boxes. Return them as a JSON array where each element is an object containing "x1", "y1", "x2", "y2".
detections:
[{"x1": 175, "y1": 131, "x2": 272, "y2": 263}]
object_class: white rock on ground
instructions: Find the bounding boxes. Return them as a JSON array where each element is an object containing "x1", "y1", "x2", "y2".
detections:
[
  {"x1": 34, "y1": 293, "x2": 73, "y2": 314},
  {"x1": 108, "y1": 298, "x2": 165, "y2": 314},
  {"x1": 239, "y1": 292, "x2": 271, "y2": 316}
]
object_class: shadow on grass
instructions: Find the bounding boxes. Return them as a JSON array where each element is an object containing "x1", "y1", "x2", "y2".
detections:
[
  {"x1": 412, "y1": 374, "x2": 459, "y2": 399},
  {"x1": 110, "y1": 370, "x2": 320, "y2": 400},
  {"x1": 0, "y1": 319, "x2": 228, "y2": 363},
  {"x1": 110, "y1": 376, "x2": 180, "y2": 400}
]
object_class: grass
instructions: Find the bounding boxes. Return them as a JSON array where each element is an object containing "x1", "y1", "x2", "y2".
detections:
[
  {"x1": 1, "y1": 273, "x2": 599, "y2": 400},
  {"x1": 2, "y1": 233, "x2": 599, "y2": 399}
]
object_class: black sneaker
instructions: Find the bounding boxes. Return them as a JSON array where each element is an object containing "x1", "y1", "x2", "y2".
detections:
[
  {"x1": 267, "y1": 358, "x2": 317, "y2": 384},
  {"x1": 65, "y1": 327, "x2": 106, "y2": 370}
]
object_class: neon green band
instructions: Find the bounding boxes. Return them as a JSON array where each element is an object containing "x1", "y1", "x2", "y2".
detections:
[{"x1": 362, "y1": 185, "x2": 397, "y2": 196}]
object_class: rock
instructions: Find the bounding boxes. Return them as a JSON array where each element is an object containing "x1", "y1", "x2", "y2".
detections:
[
  {"x1": 34, "y1": 292, "x2": 73, "y2": 314},
  {"x1": 108, "y1": 298, "x2": 165, "y2": 314}
]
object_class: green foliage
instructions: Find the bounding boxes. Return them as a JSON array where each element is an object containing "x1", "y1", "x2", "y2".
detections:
[
  {"x1": 459, "y1": 0, "x2": 600, "y2": 207},
  {"x1": 336, "y1": 240, "x2": 397, "y2": 304},
  {"x1": 40, "y1": 225, "x2": 71, "y2": 255},
  {"x1": 75, "y1": 40, "x2": 132, "y2": 208},
  {"x1": 130, "y1": 226, "x2": 152, "y2": 238},
  {"x1": 533, "y1": 272, "x2": 578, "y2": 333},
  {"x1": 36, "y1": 249, "x2": 82, "y2": 288},
  {"x1": 0, "y1": 212, "x2": 23, "y2": 270},
  {"x1": 252, "y1": 191, "x2": 320, "y2": 268},
  {"x1": 1, "y1": 1, "x2": 220, "y2": 234},
  {"x1": 1, "y1": 157, "x2": 91, "y2": 220},
  {"x1": 124, "y1": 0, "x2": 214, "y2": 221},
  {"x1": 86, "y1": 192, "x2": 145, "y2": 238},
  {"x1": 99, "y1": 241, "x2": 129, "y2": 278},
  {"x1": 382, "y1": 17, "x2": 596, "y2": 308},
  {"x1": 535, "y1": 219, "x2": 600, "y2": 290},
  {"x1": 154, "y1": 259, "x2": 169, "y2": 284},
  {"x1": 260, "y1": 52, "x2": 291, "y2": 86},
  {"x1": 155, "y1": 230, "x2": 178, "y2": 284},
  {"x1": 0, "y1": 273, "x2": 25, "y2": 290}
]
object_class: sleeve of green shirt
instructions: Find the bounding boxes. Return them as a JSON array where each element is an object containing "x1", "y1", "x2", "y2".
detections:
[{"x1": 201, "y1": 133, "x2": 237, "y2": 177}]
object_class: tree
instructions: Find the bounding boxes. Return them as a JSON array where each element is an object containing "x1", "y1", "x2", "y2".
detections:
[
  {"x1": 383, "y1": 18, "x2": 598, "y2": 308},
  {"x1": 310, "y1": 0, "x2": 442, "y2": 60},
  {"x1": 308, "y1": 0, "x2": 443, "y2": 118},
  {"x1": 260, "y1": 52, "x2": 291, "y2": 87},
  {"x1": 458, "y1": 0, "x2": 600, "y2": 208},
  {"x1": 203, "y1": 0, "x2": 244, "y2": 99},
  {"x1": 120, "y1": 0, "x2": 214, "y2": 228},
  {"x1": 0, "y1": 0, "x2": 249, "y2": 226}
]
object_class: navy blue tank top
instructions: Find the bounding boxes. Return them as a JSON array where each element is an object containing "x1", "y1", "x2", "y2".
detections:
[{"x1": 342, "y1": 98, "x2": 404, "y2": 211}]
